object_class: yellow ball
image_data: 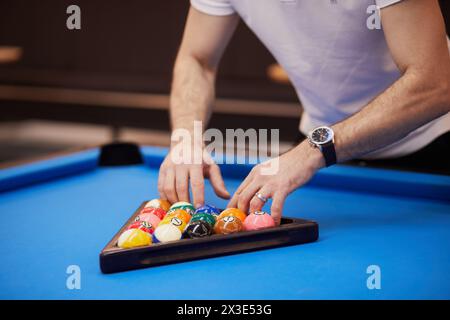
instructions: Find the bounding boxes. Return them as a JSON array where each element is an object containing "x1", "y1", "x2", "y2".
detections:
[
  {"x1": 117, "y1": 229, "x2": 152, "y2": 249},
  {"x1": 165, "y1": 209, "x2": 192, "y2": 224},
  {"x1": 159, "y1": 216, "x2": 187, "y2": 232}
]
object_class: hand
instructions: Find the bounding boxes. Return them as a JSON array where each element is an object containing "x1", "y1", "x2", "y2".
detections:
[
  {"x1": 158, "y1": 140, "x2": 230, "y2": 207},
  {"x1": 227, "y1": 141, "x2": 325, "y2": 224}
]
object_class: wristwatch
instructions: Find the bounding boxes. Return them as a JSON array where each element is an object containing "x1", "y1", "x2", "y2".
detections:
[{"x1": 307, "y1": 126, "x2": 337, "y2": 167}]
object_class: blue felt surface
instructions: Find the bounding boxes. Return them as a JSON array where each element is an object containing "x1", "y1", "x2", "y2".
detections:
[
  {"x1": 0, "y1": 148, "x2": 449, "y2": 299},
  {"x1": 0, "y1": 149, "x2": 100, "y2": 193}
]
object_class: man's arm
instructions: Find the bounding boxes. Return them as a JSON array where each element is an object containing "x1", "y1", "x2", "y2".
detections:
[
  {"x1": 333, "y1": 0, "x2": 450, "y2": 161},
  {"x1": 229, "y1": 0, "x2": 450, "y2": 222},
  {"x1": 159, "y1": 7, "x2": 239, "y2": 206},
  {"x1": 171, "y1": 7, "x2": 238, "y2": 136}
]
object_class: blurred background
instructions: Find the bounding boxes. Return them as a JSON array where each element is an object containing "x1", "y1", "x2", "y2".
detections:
[{"x1": 0, "y1": 0, "x2": 449, "y2": 169}]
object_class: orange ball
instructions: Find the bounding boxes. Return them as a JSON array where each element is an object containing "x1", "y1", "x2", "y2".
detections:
[
  {"x1": 164, "y1": 209, "x2": 191, "y2": 224},
  {"x1": 218, "y1": 208, "x2": 247, "y2": 223},
  {"x1": 144, "y1": 199, "x2": 171, "y2": 212},
  {"x1": 214, "y1": 216, "x2": 243, "y2": 234}
]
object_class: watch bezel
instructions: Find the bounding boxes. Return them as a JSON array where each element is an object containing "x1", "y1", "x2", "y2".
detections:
[{"x1": 308, "y1": 126, "x2": 334, "y2": 146}]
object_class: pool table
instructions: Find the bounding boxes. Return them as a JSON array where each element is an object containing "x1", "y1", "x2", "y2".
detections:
[{"x1": 0, "y1": 144, "x2": 449, "y2": 299}]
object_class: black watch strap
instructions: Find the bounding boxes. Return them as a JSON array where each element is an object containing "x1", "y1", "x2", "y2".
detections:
[{"x1": 321, "y1": 141, "x2": 337, "y2": 167}]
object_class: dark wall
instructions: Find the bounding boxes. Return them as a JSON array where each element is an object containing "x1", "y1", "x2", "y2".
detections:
[
  {"x1": 0, "y1": 0, "x2": 295, "y2": 101},
  {"x1": 441, "y1": 0, "x2": 450, "y2": 35},
  {"x1": 0, "y1": 0, "x2": 448, "y2": 101}
]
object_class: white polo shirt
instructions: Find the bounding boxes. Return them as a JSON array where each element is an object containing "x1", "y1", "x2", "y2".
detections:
[{"x1": 191, "y1": 0, "x2": 450, "y2": 159}]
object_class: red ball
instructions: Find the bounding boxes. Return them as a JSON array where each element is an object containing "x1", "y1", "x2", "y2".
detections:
[
  {"x1": 243, "y1": 211, "x2": 276, "y2": 231},
  {"x1": 135, "y1": 212, "x2": 161, "y2": 229},
  {"x1": 128, "y1": 221, "x2": 155, "y2": 234},
  {"x1": 139, "y1": 207, "x2": 166, "y2": 220}
]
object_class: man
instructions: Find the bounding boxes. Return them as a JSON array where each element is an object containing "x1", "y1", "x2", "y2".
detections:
[{"x1": 158, "y1": 0, "x2": 450, "y2": 224}]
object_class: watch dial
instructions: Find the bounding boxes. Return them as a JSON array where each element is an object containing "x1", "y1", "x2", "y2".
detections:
[{"x1": 312, "y1": 127, "x2": 331, "y2": 143}]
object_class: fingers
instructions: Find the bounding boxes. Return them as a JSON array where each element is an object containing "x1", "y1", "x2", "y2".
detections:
[
  {"x1": 227, "y1": 184, "x2": 245, "y2": 208},
  {"x1": 163, "y1": 168, "x2": 178, "y2": 204},
  {"x1": 270, "y1": 191, "x2": 286, "y2": 225},
  {"x1": 207, "y1": 164, "x2": 231, "y2": 199},
  {"x1": 234, "y1": 170, "x2": 254, "y2": 196},
  {"x1": 249, "y1": 184, "x2": 272, "y2": 214},
  {"x1": 190, "y1": 165, "x2": 205, "y2": 208},
  {"x1": 236, "y1": 180, "x2": 262, "y2": 213},
  {"x1": 158, "y1": 165, "x2": 167, "y2": 200},
  {"x1": 227, "y1": 171, "x2": 254, "y2": 208},
  {"x1": 175, "y1": 166, "x2": 190, "y2": 202},
  {"x1": 227, "y1": 190, "x2": 239, "y2": 208}
]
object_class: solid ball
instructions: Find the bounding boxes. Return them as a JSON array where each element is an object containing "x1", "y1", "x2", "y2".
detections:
[
  {"x1": 159, "y1": 216, "x2": 187, "y2": 232},
  {"x1": 191, "y1": 212, "x2": 216, "y2": 227},
  {"x1": 153, "y1": 224, "x2": 182, "y2": 243},
  {"x1": 135, "y1": 212, "x2": 161, "y2": 229},
  {"x1": 214, "y1": 216, "x2": 243, "y2": 235},
  {"x1": 218, "y1": 208, "x2": 247, "y2": 223},
  {"x1": 128, "y1": 220, "x2": 155, "y2": 234},
  {"x1": 140, "y1": 207, "x2": 166, "y2": 220},
  {"x1": 118, "y1": 229, "x2": 152, "y2": 248},
  {"x1": 184, "y1": 220, "x2": 213, "y2": 239},
  {"x1": 194, "y1": 204, "x2": 220, "y2": 216},
  {"x1": 168, "y1": 201, "x2": 195, "y2": 215},
  {"x1": 164, "y1": 209, "x2": 192, "y2": 224},
  {"x1": 243, "y1": 211, "x2": 276, "y2": 231},
  {"x1": 144, "y1": 198, "x2": 171, "y2": 212}
]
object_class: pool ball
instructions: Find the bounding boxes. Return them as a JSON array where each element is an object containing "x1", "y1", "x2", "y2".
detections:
[
  {"x1": 194, "y1": 204, "x2": 220, "y2": 216},
  {"x1": 135, "y1": 212, "x2": 161, "y2": 228},
  {"x1": 243, "y1": 211, "x2": 276, "y2": 231},
  {"x1": 218, "y1": 208, "x2": 247, "y2": 223},
  {"x1": 214, "y1": 216, "x2": 243, "y2": 235},
  {"x1": 168, "y1": 201, "x2": 195, "y2": 215},
  {"x1": 184, "y1": 220, "x2": 213, "y2": 239},
  {"x1": 153, "y1": 224, "x2": 182, "y2": 243},
  {"x1": 190, "y1": 212, "x2": 216, "y2": 227},
  {"x1": 164, "y1": 209, "x2": 191, "y2": 224},
  {"x1": 127, "y1": 221, "x2": 155, "y2": 234},
  {"x1": 140, "y1": 207, "x2": 166, "y2": 220},
  {"x1": 118, "y1": 228, "x2": 152, "y2": 248},
  {"x1": 159, "y1": 216, "x2": 187, "y2": 232},
  {"x1": 144, "y1": 198, "x2": 171, "y2": 212}
]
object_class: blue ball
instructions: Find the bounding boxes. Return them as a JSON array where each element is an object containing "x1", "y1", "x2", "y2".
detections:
[
  {"x1": 194, "y1": 204, "x2": 220, "y2": 216},
  {"x1": 152, "y1": 233, "x2": 160, "y2": 244}
]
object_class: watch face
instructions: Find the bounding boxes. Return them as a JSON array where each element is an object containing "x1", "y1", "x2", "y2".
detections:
[{"x1": 311, "y1": 126, "x2": 333, "y2": 145}]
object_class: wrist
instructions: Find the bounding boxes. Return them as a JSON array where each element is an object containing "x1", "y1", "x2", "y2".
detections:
[
  {"x1": 169, "y1": 130, "x2": 204, "y2": 165},
  {"x1": 170, "y1": 122, "x2": 204, "y2": 150},
  {"x1": 307, "y1": 125, "x2": 337, "y2": 167},
  {"x1": 297, "y1": 141, "x2": 326, "y2": 171}
]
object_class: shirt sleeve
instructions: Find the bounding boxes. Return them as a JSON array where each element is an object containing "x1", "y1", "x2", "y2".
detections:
[
  {"x1": 190, "y1": 0, "x2": 236, "y2": 16},
  {"x1": 375, "y1": 0, "x2": 403, "y2": 9}
]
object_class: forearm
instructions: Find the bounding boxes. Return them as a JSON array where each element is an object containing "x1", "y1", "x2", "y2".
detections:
[
  {"x1": 170, "y1": 54, "x2": 216, "y2": 142},
  {"x1": 332, "y1": 69, "x2": 450, "y2": 162},
  {"x1": 329, "y1": 0, "x2": 450, "y2": 163}
]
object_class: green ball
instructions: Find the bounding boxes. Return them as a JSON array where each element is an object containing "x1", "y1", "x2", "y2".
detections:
[
  {"x1": 168, "y1": 202, "x2": 195, "y2": 215},
  {"x1": 191, "y1": 212, "x2": 216, "y2": 227}
]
